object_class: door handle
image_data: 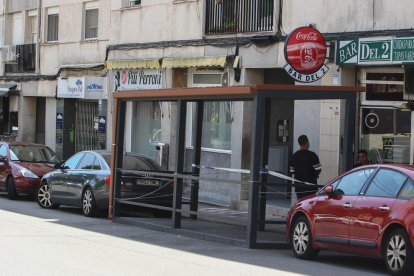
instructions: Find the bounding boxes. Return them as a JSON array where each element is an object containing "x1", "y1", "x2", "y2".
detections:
[
  {"x1": 343, "y1": 203, "x2": 352, "y2": 208},
  {"x1": 379, "y1": 206, "x2": 390, "y2": 211}
]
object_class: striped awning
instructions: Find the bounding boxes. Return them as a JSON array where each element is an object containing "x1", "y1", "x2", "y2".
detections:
[
  {"x1": 106, "y1": 59, "x2": 161, "y2": 69},
  {"x1": 161, "y1": 56, "x2": 228, "y2": 68}
]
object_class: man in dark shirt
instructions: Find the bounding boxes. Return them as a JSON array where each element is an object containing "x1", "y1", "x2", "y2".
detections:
[
  {"x1": 289, "y1": 135, "x2": 321, "y2": 199},
  {"x1": 354, "y1": 149, "x2": 373, "y2": 167}
]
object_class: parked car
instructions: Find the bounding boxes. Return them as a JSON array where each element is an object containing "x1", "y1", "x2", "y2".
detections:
[
  {"x1": 286, "y1": 164, "x2": 414, "y2": 275},
  {"x1": 37, "y1": 150, "x2": 173, "y2": 217},
  {"x1": 0, "y1": 142, "x2": 61, "y2": 199}
]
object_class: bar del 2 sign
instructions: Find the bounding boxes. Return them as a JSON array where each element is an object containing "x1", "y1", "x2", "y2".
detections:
[{"x1": 283, "y1": 26, "x2": 329, "y2": 83}]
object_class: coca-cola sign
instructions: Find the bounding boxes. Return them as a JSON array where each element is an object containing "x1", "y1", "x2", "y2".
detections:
[{"x1": 284, "y1": 26, "x2": 328, "y2": 82}]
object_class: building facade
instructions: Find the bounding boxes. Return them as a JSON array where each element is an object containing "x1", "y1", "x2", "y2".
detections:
[{"x1": 1, "y1": 0, "x2": 414, "y2": 209}]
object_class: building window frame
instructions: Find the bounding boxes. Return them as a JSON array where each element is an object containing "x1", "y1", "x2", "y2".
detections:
[
  {"x1": 46, "y1": 7, "x2": 59, "y2": 42},
  {"x1": 83, "y1": 2, "x2": 99, "y2": 40}
]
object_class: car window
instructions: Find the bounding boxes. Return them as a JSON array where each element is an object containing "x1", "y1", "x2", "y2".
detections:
[
  {"x1": 64, "y1": 153, "x2": 84, "y2": 169},
  {"x1": 77, "y1": 153, "x2": 96, "y2": 170},
  {"x1": 92, "y1": 157, "x2": 102, "y2": 170},
  {"x1": 0, "y1": 144, "x2": 7, "y2": 157},
  {"x1": 365, "y1": 169, "x2": 407, "y2": 198},
  {"x1": 399, "y1": 179, "x2": 414, "y2": 199},
  {"x1": 9, "y1": 145, "x2": 60, "y2": 163},
  {"x1": 334, "y1": 168, "x2": 375, "y2": 196},
  {"x1": 103, "y1": 154, "x2": 161, "y2": 171}
]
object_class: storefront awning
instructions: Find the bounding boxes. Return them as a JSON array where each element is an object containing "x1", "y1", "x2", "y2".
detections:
[
  {"x1": 161, "y1": 56, "x2": 229, "y2": 68},
  {"x1": 106, "y1": 59, "x2": 161, "y2": 70},
  {"x1": 0, "y1": 84, "x2": 19, "y2": 97}
]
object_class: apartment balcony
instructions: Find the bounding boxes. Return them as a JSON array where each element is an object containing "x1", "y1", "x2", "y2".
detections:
[
  {"x1": 4, "y1": 43, "x2": 36, "y2": 73},
  {"x1": 205, "y1": 0, "x2": 274, "y2": 35}
]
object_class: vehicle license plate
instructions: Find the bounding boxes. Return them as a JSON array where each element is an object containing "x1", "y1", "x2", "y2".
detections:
[{"x1": 136, "y1": 179, "x2": 159, "y2": 186}]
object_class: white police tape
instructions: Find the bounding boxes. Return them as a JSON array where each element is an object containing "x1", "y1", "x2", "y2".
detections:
[{"x1": 192, "y1": 164, "x2": 315, "y2": 186}]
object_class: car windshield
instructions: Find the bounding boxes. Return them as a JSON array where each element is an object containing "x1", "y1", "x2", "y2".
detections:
[
  {"x1": 9, "y1": 145, "x2": 61, "y2": 164},
  {"x1": 102, "y1": 154, "x2": 161, "y2": 171}
]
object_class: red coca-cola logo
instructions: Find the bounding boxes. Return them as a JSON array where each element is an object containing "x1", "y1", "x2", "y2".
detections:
[{"x1": 285, "y1": 27, "x2": 327, "y2": 74}]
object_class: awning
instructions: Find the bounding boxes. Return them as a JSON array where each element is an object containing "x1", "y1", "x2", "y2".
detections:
[
  {"x1": 106, "y1": 59, "x2": 161, "y2": 70},
  {"x1": 161, "y1": 56, "x2": 228, "y2": 68},
  {"x1": 0, "y1": 84, "x2": 18, "y2": 97}
]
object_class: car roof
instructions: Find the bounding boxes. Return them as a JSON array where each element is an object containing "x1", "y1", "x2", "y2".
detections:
[
  {"x1": 350, "y1": 164, "x2": 414, "y2": 177},
  {"x1": 3, "y1": 141, "x2": 50, "y2": 147}
]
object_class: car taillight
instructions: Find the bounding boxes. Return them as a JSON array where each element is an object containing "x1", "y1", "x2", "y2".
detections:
[{"x1": 105, "y1": 176, "x2": 111, "y2": 185}]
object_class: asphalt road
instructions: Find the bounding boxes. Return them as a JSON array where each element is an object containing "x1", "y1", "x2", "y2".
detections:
[{"x1": 0, "y1": 194, "x2": 388, "y2": 276}]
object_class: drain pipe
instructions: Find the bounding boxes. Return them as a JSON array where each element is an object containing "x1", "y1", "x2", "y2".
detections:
[{"x1": 35, "y1": 0, "x2": 41, "y2": 74}]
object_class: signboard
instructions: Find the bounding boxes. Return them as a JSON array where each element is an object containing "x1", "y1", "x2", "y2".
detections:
[
  {"x1": 56, "y1": 113, "x2": 63, "y2": 130},
  {"x1": 114, "y1": 69, "x2": 163, "y2": 91},
  {"x1": 337, "y1": 36, "x2": 414, "y2": 65},
  {"x1": 57, "y1": 77, "x2": 107, "y2": 99},
  {"x1": 98, "y1": 116, "x2": 106, "y2": 134},
  {"x1": 283, "y1": 26, "x2": 328, "y2": 82}
]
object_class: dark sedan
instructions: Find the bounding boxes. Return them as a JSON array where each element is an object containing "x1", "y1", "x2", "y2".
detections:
[
  {"x1": 37, "y1": 150, "x2": 173, "y2": 217},
  {"x1": 0, "y1": 142, "x2": 61, "y2": 199}
]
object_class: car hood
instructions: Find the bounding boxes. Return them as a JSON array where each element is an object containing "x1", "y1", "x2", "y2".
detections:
[{"x1": 18, "y1": 162, "x2": 57, "y2": 177}]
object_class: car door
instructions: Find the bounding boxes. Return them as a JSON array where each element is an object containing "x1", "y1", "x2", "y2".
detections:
[
  {"x1": 350, "y1": 168, "x2": 408, "y2": 248},
  {"x1": 0, "y1": 144, "x2": 9, "y2": 191},
  {"x1": 312, "y1": 168, "x2": 376, "y2": 245},
  {"x1": 65, "y1": 153, "x2": 96, "y2": 206},
  {"x1": 50, "y1": 152, "x2": 85, "y2": 204}
]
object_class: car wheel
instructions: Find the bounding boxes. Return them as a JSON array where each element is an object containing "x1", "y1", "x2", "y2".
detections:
[
  {"x1": 82, "y1": 187, "x2": 97, "y2": 217},
  {"x1": 291, "y1": 216, "x2": 319, "y2": 259},
  {"x1": 6, "y1": 177, "x2": 17, "y2": 200},
  {"x1": 36, "y1": 182, "x2": 59, "y2": 209},
  {"x1": 384, "y1": 229, "x2": 414, "y2": 276}
]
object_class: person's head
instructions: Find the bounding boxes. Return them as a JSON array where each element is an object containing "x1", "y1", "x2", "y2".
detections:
[
  {"x1": 358, "y1": 149, "x2": 369, "y2": 164},
  {"x1": 298, "y1": 135, "x2": 309, "y2": 150}
]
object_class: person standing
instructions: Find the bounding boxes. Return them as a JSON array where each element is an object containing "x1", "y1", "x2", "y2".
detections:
[
  {"x1": 289, "y1": 135, "x2": 322, "y2": 199},
  {"x1": 354, "y1": 149, "x2": 373, "y2": 167}
]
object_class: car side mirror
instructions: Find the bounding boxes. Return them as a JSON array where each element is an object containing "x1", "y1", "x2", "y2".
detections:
[
  {"x1": 325, "y1": 185, "x2": 334, "y2": 195},
  {"x1": 0, "y1": 156, "x2": 8, "y2": 163}
]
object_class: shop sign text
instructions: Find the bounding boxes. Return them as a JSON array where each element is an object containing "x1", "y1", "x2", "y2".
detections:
[{"x1": 114, "y1": 69, "x2": 163, "y2": 91}]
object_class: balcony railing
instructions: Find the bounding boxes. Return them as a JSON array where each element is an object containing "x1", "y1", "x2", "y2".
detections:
[
  {"x1": 205, "y1": 0, "x2": 274, "y2": 35},
  {"x1": 5, "y1": 44, "x2": 36, "y2": 73}
]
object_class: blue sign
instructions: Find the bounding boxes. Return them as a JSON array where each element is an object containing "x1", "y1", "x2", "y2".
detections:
[
  {"x1": 56, "y1": 113, "x2": 63, "y2": 130},
  {"x1": 98, "y1": 116, "x2": 106, "y2": 134}
]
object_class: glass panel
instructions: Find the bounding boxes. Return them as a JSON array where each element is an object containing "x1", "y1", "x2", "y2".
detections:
[
  {"x1": 201, "y1": 101, "x2": 232, "y2": 150},
  {"x1": 399, "y1": 179, "x2": 414, "y2": 199},
  {"x1": 47, "y1": 14, "x2": 59, "y2": 41},
  {"x1": 131, "y1": 101, "x2": 161, "y2": 161},
  {"x1": 64, "y1": 153, "x2": 84, "y2": 169},
  {"x1": 85, "y1": 9, "x2": 98, "y2": 39},
  {"x1": 334, "y1": 168, "x2": 375, "y2": 196},
  {"x1": 92, "y1": 157, "x2": 101, "y2": 170},
  {"x1": 0, "y1": 145, "x2": 7, "y2": 157},
  {"x1": 193, "y1": 74, "x2": 222, "y2": 85},
  {"x1": 365, "y1": 73, "x2": 404, "y2": 101},
  {"x1": 9, "y1": 145, "x2": 60, "y2": 163},
  {"x1": 361, "y1": 107, "x2": 411, "y2": 164},
  {"x1": 365, "y1": 169, "x2": 407, "y2": 198},
  {"x1": 77, "y1": 153, "x2": 96, "y2": 170}
]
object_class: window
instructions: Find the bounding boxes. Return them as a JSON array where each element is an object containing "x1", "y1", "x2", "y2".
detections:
[
  {"x1": 84, "y1": 4, "x2": 99, "y2": 39},
  {"x1": 47, "y1": 8, "x2": 59, "y2": 42},
  {"x1": 399, "y1": 179, "x2": 414, "y2": 199},
  {"x1": 77, "y1": 153, "x2": 96, "y2": 170},
  {"x1": 64, "y1": 153, "x2": 84, "y2": 169},
  {"x1": 0, "y1": 145, "x2": 7, "y2": 157},
  {"x1": 130, "y1": 0, "x2": 141, "y2": 6},
  {"x1": 28, "y1": 10, "x2": 37, "y2": 43},
  {"x1": 92, "y1": 157, "x2": 102, "y2": 170},
  {"x1": 334, "y1": 168, "x2": 375, "y2": 196},
  {"x1": 12, "y1": 13, "x2": 24, "y2": 45},
  {"x1": 365, "y1": 169, "x2": 407, "y2": 198},
  {"x1": 365, "y1": 73, "x2": 404, "y2": 101}
]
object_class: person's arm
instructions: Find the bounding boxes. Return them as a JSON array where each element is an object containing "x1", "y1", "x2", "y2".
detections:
[{"x1": 312, "y1": 153, "x2": 322, "y2": 177}]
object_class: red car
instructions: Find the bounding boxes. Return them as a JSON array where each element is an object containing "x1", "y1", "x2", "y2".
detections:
[
  {"x1": 0, "y1": 142, "x2": 61, "y2": 199},
  {"x1": 286, "y1": 164, "x2": 414, "y2": 276}
]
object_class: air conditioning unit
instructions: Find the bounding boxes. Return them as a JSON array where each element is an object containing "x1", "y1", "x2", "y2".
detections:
[{"x1": 3, "y1": 46, "x2": 18, "y2": 63}]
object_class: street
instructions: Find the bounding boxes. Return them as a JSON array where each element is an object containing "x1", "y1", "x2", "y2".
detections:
[{"x1": 0, "y1": 195, "x2": 387, "y2": 276}]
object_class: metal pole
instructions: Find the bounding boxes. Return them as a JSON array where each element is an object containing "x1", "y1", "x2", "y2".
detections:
[
  {"x1": 247, "y1": 93, "x2": 265, "y2": 248},
  {"x1": 173, "y1": 100, "x2": 187, "y2": 228},
  {"x1": 344, "y1": 94, "x2": 357, "y2": 170},
  {"x1": 258, "y1": 98, "x2": 270, "y2": 231},
  {"x1": 190, "y1": 101, "x2": 204, "y2": 220},
  {"x1": 112, "y1": 100, "x2": 126, "y2": 218}
]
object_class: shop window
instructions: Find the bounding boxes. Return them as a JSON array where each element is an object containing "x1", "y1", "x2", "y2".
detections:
[
  {"x1": 365, "y1": 73, "x2": 404, "y2": 101},
  {"x1": 361, "y1": 107, "x2": 411, "y2": 164},
  {"x1": 46, "y1": 8, "x2": 59, "y2": 42},
  {"x1": 84, "y1": 3, "x2": 99, "y2": 39},
  {"x1": 187, "y1": 70, "x2": 233, "y2": 152}
]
